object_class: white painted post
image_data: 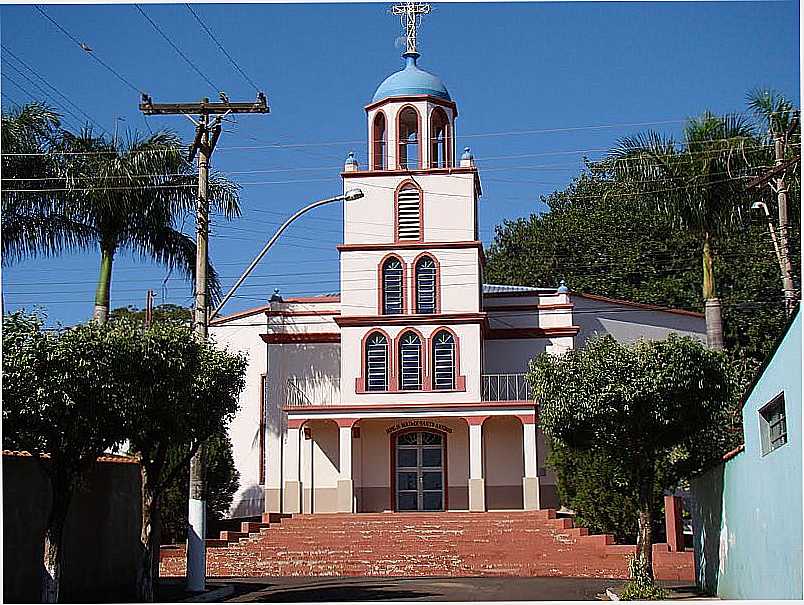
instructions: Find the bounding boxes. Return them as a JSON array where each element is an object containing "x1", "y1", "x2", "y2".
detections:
[
  {"x1": 283, "y1": 427, "x2": 302, "y2": 513},
  {"x1": 337, "y1": 425, "x2": 354, "y2": 512},
  {"x1": 468, "y1": 420, "x2": 485, "y2": 511},
  {"x1": 522, "y1": 421, "x2": 541, "y2": 510}
]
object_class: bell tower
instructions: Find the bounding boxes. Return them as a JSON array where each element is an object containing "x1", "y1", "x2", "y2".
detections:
[{"x1": 336, "y1": 3, "x2": 484, "y2": 404}]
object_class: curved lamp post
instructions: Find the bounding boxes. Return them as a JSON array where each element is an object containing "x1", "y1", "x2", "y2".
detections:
[{"x1": 209, "y1": 188, "x2": 364, "y2": 322}]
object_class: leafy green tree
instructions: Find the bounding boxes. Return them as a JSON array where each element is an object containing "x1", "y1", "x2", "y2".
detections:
[
  {"x1": 115, "y1": 321, "x2": 246, "y2": 602},
  {"x1": 159, "y1": 432, "x2": 240, "y2": 545},
  {"x1": 111, "y1": 303, "x2": 192, "y2": 325},
  {"x1": 484, "y1": 167, "x2": 799, "y2": 361},
  {"x1": 529, "y1": 334, "x2": 734, "y2": 579},
  {"x1": 1, "y1": 103, "x2": 93, "y2": 264},
  {"x1": 2, "y1": 311, "x2": 129, "y2": 603},
  {"x1": 55, "y1": 129, "x2": 240, "y2": 323},
  {"x1": 604, "y1": 112, "x2": 758, "y2": 350}
]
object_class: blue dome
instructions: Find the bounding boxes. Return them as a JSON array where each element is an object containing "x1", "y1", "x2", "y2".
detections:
[{"x1": 372, "y1": 53, "x2": 451, "y2": 103}]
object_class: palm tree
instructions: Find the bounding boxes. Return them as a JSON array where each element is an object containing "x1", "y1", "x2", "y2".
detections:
[
  {"x1": 1, "y1": 102, "x2": 94, "y2": 264},
  {"x1": 605, "y1": 113, "x2": 758, "y2": 349}
]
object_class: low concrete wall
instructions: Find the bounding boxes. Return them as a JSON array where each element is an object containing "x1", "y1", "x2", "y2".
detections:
[{"x1": 3, "y1": 453, "x2": 142, "y2": 603}]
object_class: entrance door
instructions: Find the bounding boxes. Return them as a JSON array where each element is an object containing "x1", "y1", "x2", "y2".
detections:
[{"x1": 395, "y1": 431, "x2": 444, "y2": 511}]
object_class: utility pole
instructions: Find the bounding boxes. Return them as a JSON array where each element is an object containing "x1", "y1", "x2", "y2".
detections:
[
  {"x1": 144, "y1": 288, "x2": 155, "y2": 328},
  {"x1": 773, "y1": 134, "x2": 797, "y2": 316},
  {"x1": 139, "y1": 92, "x2": 269, "y2": 592},
  {"x1": 747, "y1": 136, "x2": 800, "y2": 316}
]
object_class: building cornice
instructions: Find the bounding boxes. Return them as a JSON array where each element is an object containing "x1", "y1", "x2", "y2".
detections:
[
  {"x1": 335, "y1": 312, "x2": 487, "y2": 328},
  {"x1": 341, "y1": 166, "x2": 476, "y2": 179},
  {"x1": 284, "y1": 400, "x2": 535, "y2": 414},
  {"x1": 364, "y1": 94, "x2": 458, "y2": 115}
]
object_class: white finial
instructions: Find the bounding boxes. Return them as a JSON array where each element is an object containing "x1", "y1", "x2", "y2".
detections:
[{"x1": 390, "y1": 2, "x2": 431, "y2": 56}]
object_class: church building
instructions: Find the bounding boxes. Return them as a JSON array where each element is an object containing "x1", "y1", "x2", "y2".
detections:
[{"x1": 211, "y1": 7, "x2": 706, "y2": 519}]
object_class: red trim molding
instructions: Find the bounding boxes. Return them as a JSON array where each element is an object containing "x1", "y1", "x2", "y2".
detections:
[
  {"x1": 573, "y1": 292, "x2": 705, "y2": 318},
  {"x1": 342, "y1": 166, "x2": 476, "y2": 179},
  {"x1": 267, "y1": 309, "x2": 341, "y2": 317},
  {"x1": 365, "y1": 94, "x2": 458, "y2": 115},
  {"x1": 337, "y1": 240, "x2": 483, "y2": 253},
  {"x1": 336, "y1": 312, "x2": 487, "y2": 328},
  {"x1": 260, "y1": 333, "x2": 341, "y2": 344},
  {"x1": 209, "y1": 304, "x2": 270, "y2": 326},
  {"x1": 484, "y1": 326, "x2": 580, "y2": 340},
  {"x1": 284, "y1": 401, "x2": 537, "y2": 413},
  {"x1": 484, "y1": 303, "x2": 574, "y2": 313}
]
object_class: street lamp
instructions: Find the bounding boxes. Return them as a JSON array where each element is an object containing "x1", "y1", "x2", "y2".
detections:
[{"x1": 209, "y1": 189, "x2": 365, "y2": 322}]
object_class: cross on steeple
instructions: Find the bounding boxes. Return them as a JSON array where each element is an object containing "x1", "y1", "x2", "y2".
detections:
[{"x1": 391, "y1": 2, "x2": 431, "y2": 56}]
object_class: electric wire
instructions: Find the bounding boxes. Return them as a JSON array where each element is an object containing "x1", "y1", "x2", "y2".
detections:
[
  {"x1": 134, "y1": 4, "x2": 220, "y2": 92},
  {"x1": 34, "y1": 5, "x2": 143, "y2": 94},
  {"x1": 184, "y1": 3, "x2": 261, "y2": 92}
]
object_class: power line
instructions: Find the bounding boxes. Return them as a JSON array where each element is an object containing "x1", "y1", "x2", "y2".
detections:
[
  {"x1": 34, "y1": 4, "x2": 143, "y2": 94},
  {"x1": 134, "y1": 4, "x2": 219, "y2": 92},
  {"x1": 1, "y1": 44, "x2": 109, "y2": 134},
  {"x1": 184, "y1": 3, "x2": 260, "y2": 92}
]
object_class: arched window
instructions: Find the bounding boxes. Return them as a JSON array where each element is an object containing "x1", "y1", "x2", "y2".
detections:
[
  {"x1": 432, "y1": 330, "x2": 455, "y2": 390},
  {"x1": 372, "y1": 112, "x2": 386, "y2": 170},
  {"x1": 382, "y1": 256, "x2": 404, "y2": 314},
  {"x1": 398, "y1": 331, "x2": 422, "y2": 391},
  {"x1": 365, "y1": 332, "x2": 389, "y2": 391},
  {"x1": 430, "y1": 108, "x2": 450, "y2": 168},
  {"x1": 396, "y1": 184, "x2": 421, "y2": 241},
  {"x1": 415, "y1": 255, "x2": 437, "y2": 314},
  {"x1": 397, "y1": 107, "x2": 419, "y2": 169}
]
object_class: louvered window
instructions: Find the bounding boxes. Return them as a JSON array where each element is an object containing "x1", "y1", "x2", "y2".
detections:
[
  {"x1": 397, "y1": 187, "x2": 421, "y2": 240},
  {"x1": 366, "y1": 332, "x2": 388, "y2": 391},
  {"x1": 382, "y1": 257, "x2": 404, "y2": 314},
  {"x1": 399, "y1": 332, "x2": 422, "y2": 391},
  {"x1": 432, "y1": 330, "x2": 455, "y2": 390},
  {"x1": 415, "y1": 256, "x2": 437, "y2": 314}
]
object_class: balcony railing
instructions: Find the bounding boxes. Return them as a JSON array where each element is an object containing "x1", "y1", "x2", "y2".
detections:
[
  {"x1": 481, "y1": 373, "x2": 532, "y2": 402},
  {"x1": 285, "y1": 377, "x2": 340, "y2": 408}
]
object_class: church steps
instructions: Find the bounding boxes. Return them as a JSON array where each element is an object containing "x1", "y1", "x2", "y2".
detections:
[{"x1": 160, "y1": 510, "x2": 692, "y2": 580}]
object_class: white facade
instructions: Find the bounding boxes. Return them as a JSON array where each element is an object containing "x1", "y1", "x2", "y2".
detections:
[{"x1": 211, "y1": 47, "x2": 707, "y2": 519}]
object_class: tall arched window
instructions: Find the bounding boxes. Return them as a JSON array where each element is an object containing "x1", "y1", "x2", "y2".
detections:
[
  {"x1": 430, "y1": 108, "x2": 450, "y2": 168},
  {"x1": 396, "y1": 184, "x2": 421, "y2": 241},
  {"x1": 432, "y1": 330, "x2": 455, "y2": 390},
  {"x1": 372, "y1": 112, "x2": 386, "y2": 170},
  {"x1": 397, "y1": 106, "x2": 420, "y2": 169},
  {"x1": 365, "y1": 332, "x2": 389, "y2": 391},
  {"x1": 382, "y1": 256, "x2": 404, "y2": 314},
  {"x1": 398, "y1": 331, "x2": 422, "y2": 391},
  {"x1": 415, "y1": 255, "x2": 437, "y2": 314}
]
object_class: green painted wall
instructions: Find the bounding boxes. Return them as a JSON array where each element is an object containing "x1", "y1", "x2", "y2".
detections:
[{"x1": 691, "y1": 311, "x2": 802, "y2": 600}]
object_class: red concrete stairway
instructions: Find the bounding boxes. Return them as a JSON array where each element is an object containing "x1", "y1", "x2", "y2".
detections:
[{"x1": 159, "y1": 510, "x2": 692, "y2": 580}]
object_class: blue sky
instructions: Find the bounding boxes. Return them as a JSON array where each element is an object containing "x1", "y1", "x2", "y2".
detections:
[{"x1": 1, "y1": 1, "x2": 799, "y2": 326}]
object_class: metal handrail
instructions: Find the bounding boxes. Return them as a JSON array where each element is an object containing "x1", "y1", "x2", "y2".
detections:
[{"x1": 481, "y1": 373, "x2": 532, "y2": 401}]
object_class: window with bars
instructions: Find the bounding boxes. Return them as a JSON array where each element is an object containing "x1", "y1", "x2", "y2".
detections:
[
  {"x1": 398, "y1": 332, "x2": 422, "y2": 391},
  {"x1": 382, "y1": 257, "x2": 404, "y2": 314},
  {"x1": 432, "y1": 330, "x2": 455, "y2": 390},
  {"x1": 365, "y1": 332, "x2": 389, "y2": 391},
  {"x1": 759, "y1": 394, "x2": 788, "y2": 455},
  {"x1": 397, "y1": 186, "x2": 421, "y2": 240},
  {"x1": 415, "y1": 256, "x2": 437, "y2": 314}
]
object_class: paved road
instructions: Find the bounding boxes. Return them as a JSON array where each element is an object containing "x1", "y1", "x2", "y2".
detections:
[{"x1": 214, "y1": 576, "x2": 620, "y2": 602}]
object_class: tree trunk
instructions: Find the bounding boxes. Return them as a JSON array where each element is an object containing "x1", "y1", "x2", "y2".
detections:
[
  {"x1": 93, "y1": 245, "x2": 115, "y2": 324},
  {"x1": 702, "y1": 233, "x2": 724, "y2": 350},
  {"x1": 137, "y1": 466, "x2": 162, "y2": 603},
  {"x1": 41, "y1": 487, "x2": 71, "y2": 603},
  {"x1": 633, "y1": 466, "x2": 655, "y2": 582}
]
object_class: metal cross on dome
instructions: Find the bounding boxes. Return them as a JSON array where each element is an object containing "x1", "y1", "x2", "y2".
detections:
[{"x1": 391, "y1": 2, "x2": 431, "y2": 55}]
